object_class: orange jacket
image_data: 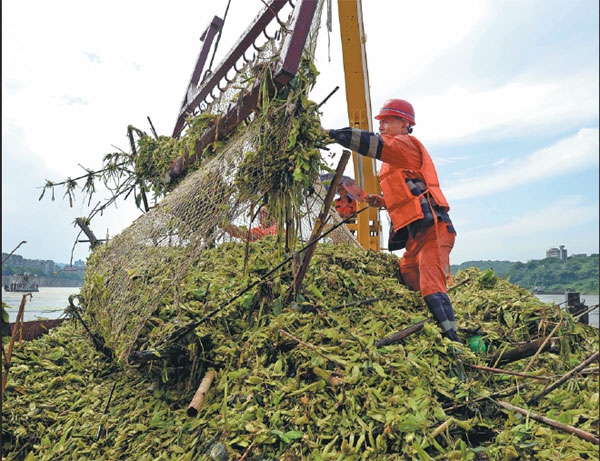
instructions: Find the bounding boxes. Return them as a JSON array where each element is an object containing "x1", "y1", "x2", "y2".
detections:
[
  {"x1": 378, "y1": 135, "x2": 449, "y2": 232},
  {"x1": 335, "y1": 196, "x2": 357, "y2": 218},
  {"x1": 248, "y1": 224, "x2": 278, "y2": 241}
]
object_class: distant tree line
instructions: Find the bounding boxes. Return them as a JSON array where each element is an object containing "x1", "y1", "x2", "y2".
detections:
[
  {"x1": 2, "y1": 265, "x2": 84, "y2": 281},
  {"x1": 451, "y1": 254, "x2": 599, "y2": 294}
]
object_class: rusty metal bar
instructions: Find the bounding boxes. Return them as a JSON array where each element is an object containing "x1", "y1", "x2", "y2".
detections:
[
  {"x1": 273, "y1": 0, "x2": 320, "y2": 85},
  {"x1": 173, "y1": 0, "x2": 288, "y2": 137},
  {"x1": 173, "y1": 16, "x2": 224, "y2": 138},
  {"x1": 166, "y1": 73, "x2": 270, "y2": 183},
  {"x1": 166, "y1": 0, "x2": 321, "y2": 183}
]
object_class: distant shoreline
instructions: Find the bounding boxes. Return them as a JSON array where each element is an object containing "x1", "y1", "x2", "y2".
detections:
[{"x1": 2, "y1": 276, "x2": 83, "y2": 288}]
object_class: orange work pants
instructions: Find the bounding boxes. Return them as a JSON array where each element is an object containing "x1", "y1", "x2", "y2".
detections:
[{"x1": 399, "y1": 222, "x2": 455, "y2": 297}]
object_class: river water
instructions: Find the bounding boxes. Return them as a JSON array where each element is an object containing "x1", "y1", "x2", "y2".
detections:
[
  {"x1": 2, "y1": 287, "x2": 80, "y2": 322},
  {"x1": 534, "y1": 293, "x2": 599, "y2": 328},
  {"x1": 2, "y1": 287, "x2": 598, "y2": 327}
]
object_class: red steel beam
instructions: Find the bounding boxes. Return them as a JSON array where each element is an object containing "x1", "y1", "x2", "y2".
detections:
[
  {"x1": 172, "y1": 0, "x2": 288, "y2": 138},
  {"x1": 166, "y1": 0, "x2": 320, "y2": 183}
]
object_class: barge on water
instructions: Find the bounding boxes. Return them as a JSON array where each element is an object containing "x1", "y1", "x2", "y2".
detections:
[{"x1": 3, "y1": 272, "x2": 39, "y2": 292}]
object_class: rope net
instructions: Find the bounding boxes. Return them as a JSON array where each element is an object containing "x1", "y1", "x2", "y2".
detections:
[{"x1": 80, "y1": 0, "x2": 359, "y2": 362}]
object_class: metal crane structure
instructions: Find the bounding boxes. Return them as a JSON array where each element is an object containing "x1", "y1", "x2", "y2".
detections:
[
  {"x1": 167, "y1": 0, "x2": 381, "y2": 251},
  {"x1": 336, "y1": 0, "x2": 381, "y2": 251}
]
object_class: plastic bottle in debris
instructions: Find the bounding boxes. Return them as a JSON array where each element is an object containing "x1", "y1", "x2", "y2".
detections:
[
  {"x1": 208, "y1": 442, "x2": 229, "y2": 461},
  {"x1": 468, "y1": 335, "x2": 487, "y2": 354}
]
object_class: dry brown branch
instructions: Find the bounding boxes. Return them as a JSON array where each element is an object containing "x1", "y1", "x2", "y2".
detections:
[
  {"x1": 465, "y1": 363, "x2": 551, "y2": 381},
  {"x1": 527, "y1": 351, "x2": 600, "y2": 405},
  {"x1": 494, "y1": 399, "x2": 599, "y2": 445},
  {"x1": 523, "y1": 320, "x2": 563, "y2": 372},
  {"x1": 279, "y1": 328, "x2": 344, "y2": 367}
]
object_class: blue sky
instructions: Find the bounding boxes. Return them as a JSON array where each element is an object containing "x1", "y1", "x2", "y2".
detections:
[{"x1": 2, "y1": 0, "x2": 598, "y2": 265}]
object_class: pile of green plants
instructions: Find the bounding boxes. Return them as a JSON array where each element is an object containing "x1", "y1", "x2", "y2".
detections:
[{"x1": 3, "y1": 240, "x2": 598, "y2": 460}]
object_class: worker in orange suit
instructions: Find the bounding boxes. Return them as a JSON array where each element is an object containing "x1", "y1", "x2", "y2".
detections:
[
  {"x1": 226, "y1": 205, "x2": 277, "y2": 242},
  {"x1": 334, "y1": 183, "x2": 357, "y2": 220},
  {"x1": 323, "y1": 99, "x2": 460, "y2": 342}
]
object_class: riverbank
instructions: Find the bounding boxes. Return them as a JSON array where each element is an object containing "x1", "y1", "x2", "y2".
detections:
[{"x1": 2, "y1": 275, "x2": 83, "y2": 288}]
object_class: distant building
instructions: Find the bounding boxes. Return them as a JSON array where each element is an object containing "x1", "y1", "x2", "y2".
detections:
[
  {"x1": 571, "y1": 253, "x2": 587, "y2": 258},
  {"x1": 546, "y1": 245, "x2": 567, "y2": 261}
]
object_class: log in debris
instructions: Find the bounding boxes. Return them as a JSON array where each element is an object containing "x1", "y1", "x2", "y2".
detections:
[
  {"x1": 523, "y1": 319, "x2": 563, "y2": 372},
  {"x1": 374, "y1": 319, "x2": 430, "y2": 348},
  {"x1": 488, "y1": 336, "x2": 560, "y2": 366},
  {"x1": 187, "y1": 370, "x2": 216, "y2": 417}
]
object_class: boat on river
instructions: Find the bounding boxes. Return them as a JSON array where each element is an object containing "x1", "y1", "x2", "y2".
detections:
[{"x1": 3, "y1": 273, "x2": 40, "y2": 292}]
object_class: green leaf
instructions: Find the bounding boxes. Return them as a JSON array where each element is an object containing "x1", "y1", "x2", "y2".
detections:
[
  {"x1": 292, "y1": 166, "x2": 304, "y2": 182},
  {"x1": 372, "y1": 363, "x2": 387, "y2": 377},
  {"x1": 270, "y1": 429, "x2": 291, "y2": 444},
  {"x1": 284, "y1": 430, "x2": 303, "y2": 440}
]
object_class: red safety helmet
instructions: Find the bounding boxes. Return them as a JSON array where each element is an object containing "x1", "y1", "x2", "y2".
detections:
[{"x1": 375, "y1": 99, "x2": 415, "y2": 125}]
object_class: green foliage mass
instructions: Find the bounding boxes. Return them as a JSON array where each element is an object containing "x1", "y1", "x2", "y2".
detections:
[
  {"x1": 3, "y1": 240, "x2": 598, "y2": 460},
  {"x1": 450, "y1": 260, "x2": 514, "y2": 276}
]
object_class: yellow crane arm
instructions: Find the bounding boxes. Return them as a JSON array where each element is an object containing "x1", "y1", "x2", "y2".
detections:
[{"x1": 337, "y1": 0, "x2": 381, "y2": 251}]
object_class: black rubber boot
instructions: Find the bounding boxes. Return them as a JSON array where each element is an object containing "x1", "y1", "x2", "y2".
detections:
[
  {"x1": 440, "y1": 293, "x2": 462, "y2": 343},
  {"x1": 442, "y1": 328, "x2": 460, "y2": 342},
  {"x1": 424, "y1": 292, "x2": 460, "y2": 342}
]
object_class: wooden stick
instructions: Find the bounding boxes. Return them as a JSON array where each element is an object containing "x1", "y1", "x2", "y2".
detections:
[
  {"x1": 187, "y1": 370, "x2": 216, "y2": 417},
  {"x1": 493, "y1": 399, "x2": 599, "y2": 445},
  {"x1": 279, "y1": 329, "x2": 343, "y2": 367},
  {"x1": 447, "y1": 277, "x2": 472, "y2": 292},
  {"x1": 523, "y1": 320, "x2": 562, "y2": 372},
  {"x1": 574, "y1": 304, "x2": 599, "y2": 321},
  {"x1": 96, "y1": 382, "x2": 117, "y2": 441},
  {"x1": 2, "y1": 294, "x2": 31, "y2": 395},
  {"x1": 527, "y1": 351, "x2": 600, "y2": 405},
  {"x1": 443, "y1": 382, "x2": 534, "y2": 413},
  {"x1": 374, "y1": 320, "x2": 430, "y2": 348},
  {"x1": 287, "y1": 150, "x2": 351, "y2": 303},
  {"x1": 465, "y1": 363, "x2": 551, "y2": 381}
]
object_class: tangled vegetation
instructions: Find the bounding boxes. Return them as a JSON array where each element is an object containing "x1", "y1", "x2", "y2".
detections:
[{"x1": 3, "y1": 240, "x2": 598, "y2": 460}]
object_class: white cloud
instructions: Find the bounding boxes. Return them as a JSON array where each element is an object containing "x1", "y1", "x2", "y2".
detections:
[
  {"x1": 444, "y1": 127, "x2": 599, "y2": 200},
  {"x1": 415, "y1": 71, "x2": 599, "y2": 145},
  {"x1": 364, "y1": 1, "x2": 491, "y2": 99},
  {"x1": 432, "y1": 155, "x2": 472, "y2": 166},
  {"x1": 452, "y1": 196, "x2": 599, "y2": 262}
]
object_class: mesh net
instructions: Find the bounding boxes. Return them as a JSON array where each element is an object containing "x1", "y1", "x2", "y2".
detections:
[{"x1": 81, "y1": 0, "x2": 360, "y2": 362}]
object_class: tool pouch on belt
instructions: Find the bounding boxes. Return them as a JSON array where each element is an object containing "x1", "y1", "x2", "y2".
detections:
[{"x1": 388, "y1": 226, "x2": 408, "y2": 251}]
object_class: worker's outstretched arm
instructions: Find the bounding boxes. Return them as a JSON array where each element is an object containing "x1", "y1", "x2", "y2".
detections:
[{"x1": 323, "y1": 127, "x2": 421, "y2": 170}]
